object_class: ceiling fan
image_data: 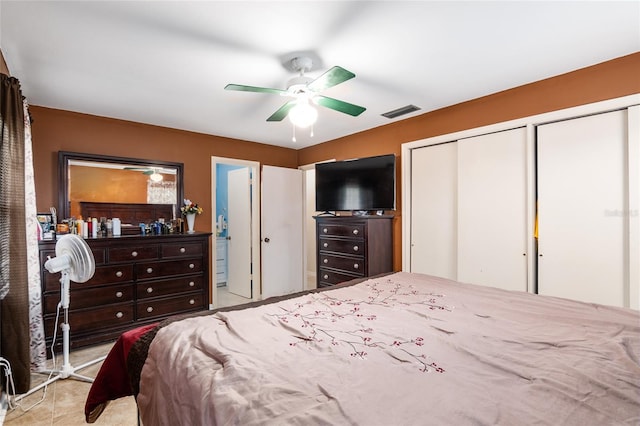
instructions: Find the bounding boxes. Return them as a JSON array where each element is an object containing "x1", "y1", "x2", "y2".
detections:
[
  {"x1": 123, "y1": 166, "x2": 171, "y2": 182},
  {"x1": 224, "y1": 56, "x2": 366, "y2": 127}
]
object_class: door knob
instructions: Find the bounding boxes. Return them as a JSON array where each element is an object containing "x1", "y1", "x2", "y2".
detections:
[{"x1": 264, "y1": 237, "x2": 270, "y2": 243}]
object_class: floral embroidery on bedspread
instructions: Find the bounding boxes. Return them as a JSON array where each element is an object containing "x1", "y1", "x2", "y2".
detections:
[{"x1": 268, "y1": 277, "x2": 453, "y2": 373}]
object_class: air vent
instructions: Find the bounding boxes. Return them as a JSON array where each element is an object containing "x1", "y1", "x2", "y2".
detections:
[{"x1": 381, "y1": 104, "x2": 421, "y2": 119}]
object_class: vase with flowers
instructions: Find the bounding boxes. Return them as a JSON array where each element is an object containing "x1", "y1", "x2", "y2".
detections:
[{"x1": 180, "y1": 199, "x2": 203, "y2": 233}]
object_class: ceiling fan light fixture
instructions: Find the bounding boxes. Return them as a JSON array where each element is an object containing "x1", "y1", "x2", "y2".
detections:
[
  {"x1": 149, "y1": 171, "x2": 163, "y2": 182},
  {"x1": 289, "y1": 99, "x2": 318, "y2": 128}
]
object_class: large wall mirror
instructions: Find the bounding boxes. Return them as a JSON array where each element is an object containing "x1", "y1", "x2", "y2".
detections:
[{"x1": 58, "y1": 151, "x2": 184, "y2": 224}]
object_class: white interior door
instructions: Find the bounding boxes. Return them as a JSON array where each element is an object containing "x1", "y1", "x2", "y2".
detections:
[
  {"x1": 261, "y1": 165, "x2": 304, "y2": 298},
  {"x1": 227, "y1": 167, "x2": 252, "y2": 298},
  {"x1": 537, "y1": 110, "x2": 626, "y2": 307},
  {"x1": 410, "y1": 143, "x2": 457, "y2": 279},
  {"x1": 457, "y1": 128, "x2": 528, "y2": 291}
]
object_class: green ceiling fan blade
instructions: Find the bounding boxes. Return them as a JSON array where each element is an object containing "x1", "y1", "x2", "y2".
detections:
[
  {"x1": 267, "y1": 101, "x2": 297, "y2": 122},
  {"x1": 314, "y1": 95, "x2": 366, "y2": 116},
  {"x1": 307, "y1": 66, "x2": 355, "y2": 92},
  {"x1": 224, "y1": 84, "x2": 286, "y2": 95},
  {"x1": 142, "y1": 170, "x2": 155, "y2": 175}
]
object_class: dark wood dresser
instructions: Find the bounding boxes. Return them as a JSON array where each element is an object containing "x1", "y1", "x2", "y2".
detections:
[
  {"x1": 39, "y1": 232, "x2": 211, "y2": 353},
  {"x1": 315, "y1": 215, "x2": 393, "y2": 288}
]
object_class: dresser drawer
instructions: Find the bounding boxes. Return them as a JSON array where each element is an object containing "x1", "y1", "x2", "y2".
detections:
[
  {"x1": 90, "y1": 264, "x2": 135, "y2": 286},
  {"x1": 44, "y1": 302, "x2": 134, "y2": 335},
  {"x1": 137, "y1": 293, "x2": 205, "y2": 319},
  {"x1": 109, "y1": 245, "x2": 159, "y2": 262},
  {"x1": 318, "y1": 268, "x2": 360, "y2": 286},
  {"x1": 319, "y1": 254, "x2": 365, "y2": 276},
  {"x1": 136, "y1": 258, "x2": 203, "y2": 280},
  {"x1": 162, "y1": 242, "x2": 203, "y2": 258},
  {"x1": 41, "y1": 245, "x2": 106, "y2": 266},
  {"x1": 43, "y1": 264, "x2": 134, "y2": 292},
  {"x1": 318, "y1": 223, "x2": 364, "y2": 239},
  {"x1": 137, "y1": 276, "x2": 204, "y2": 299},
  {"x1": 319, "y1": 238, "x2": 364, "y2": 255},
  {"x1": 43, "y1": 284, "x2": 134, "y2": 314}
]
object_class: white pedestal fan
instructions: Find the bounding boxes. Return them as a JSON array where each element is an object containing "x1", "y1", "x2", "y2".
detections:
[{"x1": 15, "y1": 234, "x2": 106, "y2": 401}]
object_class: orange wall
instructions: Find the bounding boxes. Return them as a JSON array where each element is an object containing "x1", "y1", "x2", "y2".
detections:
[
  {"x1": 298, "y1": 52, "x2": 640, "y2": 270},
  {"x1": 30, "y1": 107, "x2": 299, "y2": 234},
  {"x1": 29, "y1": 53, "x2": 640, "y2": 272}
]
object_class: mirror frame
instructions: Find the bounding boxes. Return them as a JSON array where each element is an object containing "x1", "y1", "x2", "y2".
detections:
[{"x1": 58, "y1": 151, "x2": 185, "y2": 221}]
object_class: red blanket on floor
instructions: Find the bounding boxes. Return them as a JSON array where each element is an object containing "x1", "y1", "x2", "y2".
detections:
[{"x1": 84, "y1": 323, "x2": 158, "y2": 423}]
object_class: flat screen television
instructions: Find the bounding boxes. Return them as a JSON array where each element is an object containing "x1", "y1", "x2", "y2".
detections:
[{"x1": 315, "y1": 154, "x2": 396, "y2": 213}]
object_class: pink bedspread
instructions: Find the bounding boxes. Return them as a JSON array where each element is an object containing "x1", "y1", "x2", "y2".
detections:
[{"x1": 136, "y1": 272, "x2": 640, "y2": 425}]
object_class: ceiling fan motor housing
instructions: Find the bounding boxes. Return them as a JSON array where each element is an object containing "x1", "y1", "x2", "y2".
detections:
[{"x1": 286, "y1": 75, "x2": 314, "y2": 94}]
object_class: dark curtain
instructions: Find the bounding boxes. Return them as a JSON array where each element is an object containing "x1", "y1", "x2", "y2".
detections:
[{"x1": 0, "y1": 73, "x2": 30, "y2": 393}]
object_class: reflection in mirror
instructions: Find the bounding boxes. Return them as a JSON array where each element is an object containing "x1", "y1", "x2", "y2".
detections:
[{"x1": 59, "y1": 151, "x2": 184, "y2": 224}]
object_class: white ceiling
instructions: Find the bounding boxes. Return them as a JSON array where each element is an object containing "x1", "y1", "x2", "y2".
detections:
[{"x1": 1, "y1": 1, "x2": 638, "y2": 149}]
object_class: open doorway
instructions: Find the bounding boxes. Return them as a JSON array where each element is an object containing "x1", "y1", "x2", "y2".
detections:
[{"x1": 211, "y1": 157, "x2": 261, "y2": 309}]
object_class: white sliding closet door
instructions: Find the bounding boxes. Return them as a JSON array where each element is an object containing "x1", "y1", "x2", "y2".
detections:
[
  {"x1": 457, "y1": 128, "x2": 528, "y2": 291},
  {"x1": 537, "y1": 110, "x2": 626, "y2": 307},
  {"x1": 410, "y1": 143, "x2": 457, "y2": 279}
]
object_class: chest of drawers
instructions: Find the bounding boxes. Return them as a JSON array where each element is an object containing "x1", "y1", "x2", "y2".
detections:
[
  {"x1": 39, "y1": 232, "x2": 211, "y2": 353},
  {"x1": 315, "y1": 216, "x2": 393, "y2": 288}
]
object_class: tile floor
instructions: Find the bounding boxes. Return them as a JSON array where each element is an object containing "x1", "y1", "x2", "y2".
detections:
[{"x1": 4, "y1": 343, "x2": 137, "y2": 426}]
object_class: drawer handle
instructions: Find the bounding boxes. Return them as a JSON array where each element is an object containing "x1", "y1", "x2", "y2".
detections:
[
  {"x1": 352, "y1": 229, "x2": 359, "y2": 235},
  {"x1": 147, "y1": 306, "x2": 153, "y2": 313},
  {"x1": 189, "y1": 299, "x2": 195, "y2": 305},
  {"x1": 147, "y1": 287, "x2": 153, "y2": 293},
  {"x1": 323, "y1": 228, "x2": 328, "y2": 233},
  {"x1": 353, "y1": 245, "x2": 359, "y2": 252},
  {"x1": 146, "y1": 267, "x2": 153, "y2": 274},
  {"x1": 115, "y1": 311, "x2": 123, "y2": 319},
  {"x1": 353, "y1": 263, "x2": 359, "y2": 269},
  {"x1": 323, "y1": 258, "x2": 328, "y2": 264},
  {"x1": 189, "y1": 281, "x2": 195, "y2": 287},
  {"x1": 180, "y1": 247, "x2": 186, "y2": 253},
  {"x1": 115, "y1": 271, "x2": 123, "y2": 278},
  {"x1": 115, "y1": 291, "x2": 123, "y2": 298},
  {"x1": 323, "y1": 274, "x2": 328, "y2": 280},
  {"x1": 189, "y1": 263, "x2": 195, "y2": 269},
  {"x1": 323, "y1": 242, "x2": 328, "y2": 248},
  {"x1": 131, "y1": 251, "x2": 138, "y2": 257}
]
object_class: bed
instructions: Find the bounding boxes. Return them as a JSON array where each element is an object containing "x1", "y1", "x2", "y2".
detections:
[{"x1": 85, "y1": 272, "x2": 640, "y2": 425}]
